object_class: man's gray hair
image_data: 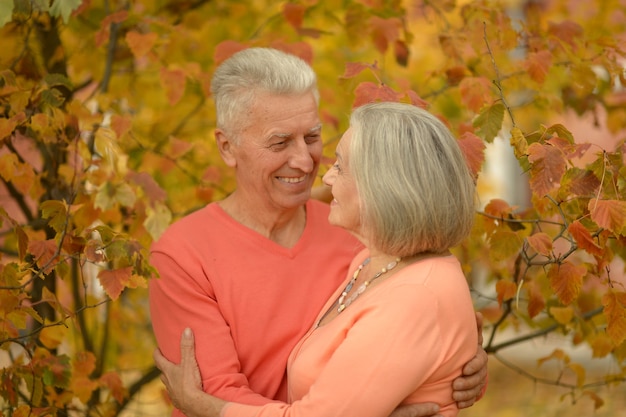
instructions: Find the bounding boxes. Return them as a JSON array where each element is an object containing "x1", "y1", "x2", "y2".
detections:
[{"x1": 211, "y1": 48, "x2": 320, "y2": 135}]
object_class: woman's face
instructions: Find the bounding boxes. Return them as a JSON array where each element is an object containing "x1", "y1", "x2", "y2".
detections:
[{"x1": 322, "y1": 128, "x2": 361, "y2": 235}]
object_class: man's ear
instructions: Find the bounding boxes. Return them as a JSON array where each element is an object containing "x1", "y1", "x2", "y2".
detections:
[{"x1": 215, "y1": 129, "x2": 237, "y2": 167}]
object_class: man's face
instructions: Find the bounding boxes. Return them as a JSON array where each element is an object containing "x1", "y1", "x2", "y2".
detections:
[{"x1": 229, "y1": 91, "x2": 323, "y2": 212}]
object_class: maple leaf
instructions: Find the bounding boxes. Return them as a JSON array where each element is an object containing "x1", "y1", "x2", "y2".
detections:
[
  {"x1": 561, "y1": 168, "x2": 600, "y2": 197},
  {"x1": 496, "y1": 279, "x2": 517, "y2": 305},
  {"x1": 98, "y1": 267, "x2": 132, "y2": 300},
  {"x1": 40, "y1": 200, "x2": 68, "y2": 234},
  {"x1": 602, "y1": 289, "x2": 626, "y2": 345},
  {"x1": 457, "y1": 132, "x2": 485, "y2": 179},
  {"x1": 160, "y1": 67, "x2": 186, "y2": 106},
  {"x1": 527, "y1": 142, "x2": 566, "y2": 197},
  {"x1": 459, "y1": 77, "x2": 493, "y2": 113},
  {"x1": 588, "y1": 199, "x2": 626, "y2": 234},
  {"x1": 568, "y1": 220, "x2": 603, "y2": 257},
  {"x1": 488, "y1": 230, "x2": 523, "y2": 261},
  {"x1": 548, "y1": 261, "x2": 585, "y2": 305},
  {"x1": 352, "y1": 82, "x2": 402, "y2": 108},
  {"x1": 526, "y1": 232, "x2": 553, "y2": 256},
  {"x1": 484, "y1": 198, "x2": 514, "y2": 217}
]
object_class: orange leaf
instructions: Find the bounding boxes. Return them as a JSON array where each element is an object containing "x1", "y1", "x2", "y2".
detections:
[
  {"x1": 588, "y1": 199, "x2": 626, "y2": 233},
  {"x1": 95, "y1": 10, "x2": 128, "y2": 47},
  {"x1": 160, "y1": 67, "x2": 186, "y2": 106},
  {"x1": 526, "y1": 232, "x2": 553, "y2": 256},
  {"x1": 213, "y1": 40, "x2": 247, "y2": 65},
  {"x1": 527, "y1": 142, "x2": 566, "y2": 196},
  {"x1": 100, "y1": 371, "x2": 127, "y2": 404},
  {"x1": 368, "y1": 16, "x2": 401, "y2": 54},
  {"x1": 282, "y1": 3, "x2": 305, "y2": 29},
  {"x1": 602, "y1": 289, "x2": 626, "y2": 345},
  {"x1": 353, "y1": 82, "x2": 402, "y2": 108},
  {"x1": 28, "y1": 239, "x2": 59, "y2": 274},
  {"x1": 496, "y1": 279, "x2": 517, "y2": 305},
  {"x1": 548, "y1": 20, "x2": 583, "y2": 49},
  {"x1": 125, "y1": 31, "x2": 158, "y2": 58},
  {"x1": 97, "y1": 266, "x2": 132, "y2": 300},
  {"x1": 527, "y1": 282, "x2": 545, "y2": 318},
  {"x1": 127, "y1": 171, "x2": 167, "y2": 202},
  {"x1": 269, "y1": 41, "x2": 314, "y2": 64},
  {"x1": 341, "y1": 62, "x2": 371, "y2": 79},
  {"x1": 548, "y1": 261, "x2": 585, "y2": 305},
  {"x1": 524, "y1": 50, "x2": 552, "y2": 84},
  {"x1": 404, "y1": 90, "x2": 429, "y2": 109},
  {"x1": 459, "y1": 77, "x2": 492, "y2": 113},
  {"x1": 484, "y1": 198, "x2": 513, "y2": 217},
  {"x1": 111, "y1": 114, "x2": 132, "y2": 139},
  {"x1": 568, "y1": 220, "x2": 603, "y2": 257},
  {"x1": 457, "y1": 132, "x2": 485, "y2": 179}
]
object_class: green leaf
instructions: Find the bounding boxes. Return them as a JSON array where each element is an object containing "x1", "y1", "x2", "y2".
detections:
[
  {"x1": 473, "y1": 102, "x2": 504, "y2": 143},
  {"x1": 49, "y1": 0, "x2": 82, "y2": 23},
  {"x1": 0, "y1": 1, "x2": 14, "y2": 28}
]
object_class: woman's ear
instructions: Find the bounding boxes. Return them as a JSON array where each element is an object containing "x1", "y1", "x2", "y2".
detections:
[{"x1": 215, "y1": 129, "x2": 237, "y2": 167}]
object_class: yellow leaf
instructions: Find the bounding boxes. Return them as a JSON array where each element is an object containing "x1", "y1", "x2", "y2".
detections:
[
  {"x1": 566, "y1": 362, "x2": 586, "y2": 387},
  {"x1": 144, "y1": 202, "x2": 172, "y2": 241},
  {"x1": 589, "y1": 333, "x2": 614, "y2": 358},
  {"x1": 509, "y1": 126, "x2": 528, "y2": 158},
  {"x1": 488, "y1": 230, "x2": 523, "y2": 262},
  {"x1": 39, "y1": 325, "x2": 67, "y2": 349},
  {"x1": 589, "y1": 199, "x2": 626, "y2": 234},
  {"x1": 549, "y1": 306, "x2": 574, "y2": 325}
]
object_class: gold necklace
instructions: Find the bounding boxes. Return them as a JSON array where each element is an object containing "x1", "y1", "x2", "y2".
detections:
[{"x1": 337, "y1": 257, "x2": 401, "y2": 313}]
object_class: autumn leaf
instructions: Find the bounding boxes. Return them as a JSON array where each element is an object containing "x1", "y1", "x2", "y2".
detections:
[
  {"x1": 581, "y1": 390, "x2": 605, "y2": 410},
  {"x1": 126, "y1": 30, "x2": 158, "y2": 58},
  {"x1": 394, "y1": 40, "x2": 410, "y2": 66},
  {"x1": 548, "y1": 261, "x2": 585, "y2": 305},
  {"x1": 538, "y1": 348, "x2": 570, "y2": 367},
  {"x1": 524, "y1": 50, "x2": 552, "y2": 84},
  {"x1": 160, "y1": 67, "x2": 187, "y2": 106},
  {"x1": 459, "y1": 77, "x2": 493, "y2": 113},
  {"x1": 567, "y1": 362, "x2": 586, "y2": 387},
  {"x1": 602, "y1": 289, "x2": 626, "y2": 345},
  {"x1": 473, "y1": 102, "x2": 504, "y2": 142},
  {"x1": 71, "y1": 351, "x2": 99, "y2": 403},
  {"x1": 144, "y1": 202, "x2": 172, "y2": 241},
  {"x1": 484, "y1": 198, "x2": 514, "y2": 218},
  {"x1": 588, "y1": 332, "x2": 614, "y2": 358},
  {"x1": 457, "y1": 132, "x2": 485, "y2": 179},
  {"x1": 549, "y1": 306, "x2": 574, "y2": 325},
  {"x1": 568, "y1": 220, "x2": 603, "y2": 257},
  {"x1": 39, "y1": 325, "x2": 68, "y2": 350},
  {"x1": 488, "y1": 230, "x2": 523, "y2": 261},
  {"x1": 100, "y1": 372, "x2": 127, "y2": 404},
  {"x1": 341, "y1": 62, "x2": 372, "y2": 79},
  {"x1": 510, "y1": 126, "x2": 528, "y2": 158},
  {"x1": 40, "y1": 200, "x2": 68, "y2": 234},
  {"x1": 526, "y1": 232, "x2": 553, "y2": 257},
  {"x1": 353, "y1": 82, "x2": 402, "y2": 108},
  {"x1": 49, "y1": 0, "x2": 82, "y2": 23},
  {"x1": 496, "y1": 279, "x2": 517, "y2": 305},
  {"x1": 588, "y1": 199, "x2": 626, "y2": 234},
  {"x1": 561, "y1": 168, "x2": 600, "y2": 197},
  {"x1": 527, "y1": 281, "x2": 546, "y2": 318},
  {"x1": 549, "y1": 20, "x2": 583, "y2": 49},
  {"x1": 283, "y1": 3, "x2": 305, "y2": 29},
  {"x1": 94, "y1": 10, "x2": 128, "y2": 47},
  {"x1": 527, "y1": 142, "x2": 566, "y2": 197},
  {"x1": 368, "y1": 16, "x2": 401, "y2": 54},
  {"x1": 98, "y1": 266, "x2": 132, "y2": 300},
  {"x1": 28, "y1": 239, "x2": 60, "y2": 274},
  {"x1": 213, "y1": 40, "x2": 248, "y2": 65}
]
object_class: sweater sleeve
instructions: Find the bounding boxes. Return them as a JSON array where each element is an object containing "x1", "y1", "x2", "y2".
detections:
[
  {"x1": 223, "y1": 278, "x2": 475, "y2": 417},
  {"x1": 149, "y1": 249, "x2": 274, "y2": 411}
]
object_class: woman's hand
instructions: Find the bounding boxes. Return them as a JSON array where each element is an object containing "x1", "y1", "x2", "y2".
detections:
[{"x1": 154, "y1": 328, "x2": 227, "y2": 417}]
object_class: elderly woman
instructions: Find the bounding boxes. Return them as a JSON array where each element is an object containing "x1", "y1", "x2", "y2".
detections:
[{"x1": 155, "y1": 102, "x2": 480, "y2": 417}]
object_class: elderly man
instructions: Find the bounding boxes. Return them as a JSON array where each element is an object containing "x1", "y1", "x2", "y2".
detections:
[{"x1": 149, "y1": 47, "x2": 487, "y2": 417}]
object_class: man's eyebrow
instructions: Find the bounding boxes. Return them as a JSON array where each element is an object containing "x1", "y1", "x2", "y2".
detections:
[
  {"x1": 307, "y1": 124, "x2": 322, "y2": 134},
  {"x1": 271, "y1": 124, "x2": 322, "y2": 139}
]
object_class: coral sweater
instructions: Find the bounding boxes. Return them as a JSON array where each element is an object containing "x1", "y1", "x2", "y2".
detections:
[
  {"x1": 149, "y1": 200, "x2": 362, "y2": 413},
  {"x1": 222, "y1": 250, "x2": 478, "y2": 417}
]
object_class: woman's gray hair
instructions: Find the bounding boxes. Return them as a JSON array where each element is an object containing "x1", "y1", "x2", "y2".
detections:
[
  {"x1": 349, "y1": 102, "x2": 476, "y2": 256},
  {"x1": 210, "y1": 48, "x2": 320, "y2": 136}
]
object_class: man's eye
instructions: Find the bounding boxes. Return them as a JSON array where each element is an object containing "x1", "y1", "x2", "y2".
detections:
[
  {"x1": 305, "y1": 134, "x2": 320, "y2": 143},
  {"x1": 270, "y1": 141, "x2": 287, "y2": 148}
]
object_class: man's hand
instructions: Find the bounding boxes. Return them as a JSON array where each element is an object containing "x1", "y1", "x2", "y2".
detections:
[{"x1": 451, "y1": 312, "x2": 488, "y2": 408}]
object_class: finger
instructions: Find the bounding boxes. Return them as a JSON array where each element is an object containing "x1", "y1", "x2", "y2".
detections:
[
  {"x1": 180, "y1": 327, "x2": 197, "y2": 370},
  {"x1": 461, "y1": 348, "x2": 488, "y2": 377},
  {"x1": 153, "y1": 348, "x2": 168, "y2": 372},
  {"x1": 456, "y1": 398, "x2": 476, "y2": 409}
]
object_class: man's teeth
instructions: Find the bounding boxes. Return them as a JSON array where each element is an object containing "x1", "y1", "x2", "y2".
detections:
[{"x1": 279, "y1": 176, "x2": 305, "y2": 183}]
